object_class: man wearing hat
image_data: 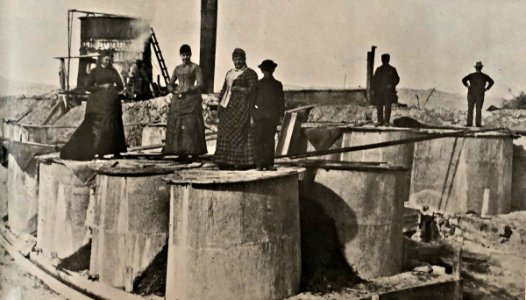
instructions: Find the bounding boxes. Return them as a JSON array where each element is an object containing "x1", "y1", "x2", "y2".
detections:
[
  {"x1": 462, "y1": 61, "x2": 494, "y2": 127},
  {"x1": 253, "y1": 59, "x2": 285, "y2": 171},
  {"x1": 372, "y1": 53, "x2": 400, "y2": 126}
]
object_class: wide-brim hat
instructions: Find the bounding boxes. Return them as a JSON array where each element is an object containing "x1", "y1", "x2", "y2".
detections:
[
  {"x1": 258, "y1": 59, "x2": 278, "y2": 71},
  {"x1": 474, "y1": 61, "x2": 484, "y2": 68}
]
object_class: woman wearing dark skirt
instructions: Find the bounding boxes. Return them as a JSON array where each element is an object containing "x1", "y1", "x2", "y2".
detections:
[
  {"x1": 163, "y1": 44, "x2": 207, "y2": 161},
  {"x1": 214, "y1": 48, "x2": 258, "y2": 169},
  {"x1": 60, "y1": 53, "x2": 127, "y2": 161}
]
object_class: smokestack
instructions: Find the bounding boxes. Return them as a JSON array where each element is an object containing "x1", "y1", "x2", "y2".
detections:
[
  {"x1": 199, "y1": 0, "x2": 218, "y2": 93},
  {"x1": 366, "y1": 45, "x2": 376, "y2": 105}
]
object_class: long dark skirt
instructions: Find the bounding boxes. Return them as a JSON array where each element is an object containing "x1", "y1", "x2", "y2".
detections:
[
  {"x1": 163, "y1": 94, "x2": 207, "y2": 155},
  {"x1": 60, "y1": 111, "x2": 127, "y2": 161}
]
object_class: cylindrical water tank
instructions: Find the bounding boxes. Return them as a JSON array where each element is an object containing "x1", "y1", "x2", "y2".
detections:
[
  {"x1": 163, "y1": 168, "x2": 304, "y2": 300},
  {"x1": 512, "y1": 135, "x2": 526, "y2": 211},
  {"x1": 89, "y1": 160, "x2": 188, "y2": 291},
  {"x1": 6, "y1": 141, "x2": 57, "y2": 236},
  {"x1": 36, "y1": 156, "x2": 105, "y2": 259},
  {"x1": 339, "y1": 126, "x2": 419, "y2": 167},
  {"x1": 410, "y1": 130, "x2": 513, "y2": 215},
  {"x1": 299, "y1": 160, "x2": 408, "y2": 279}
]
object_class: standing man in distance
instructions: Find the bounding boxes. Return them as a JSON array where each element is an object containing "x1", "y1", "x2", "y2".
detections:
[
  {"x1": 462, "y1": 61, "x2": 494, "y2": 127},
  {"x1": 372, "y1": 53, "x2": 400, "y2": 126}
]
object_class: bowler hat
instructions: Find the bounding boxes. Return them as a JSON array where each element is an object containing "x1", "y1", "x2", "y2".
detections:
[
  {"x1": 258, "y1": 59, "x2": 278, "y2": 71},
  {"x1": 474, "y1": 61, "x2": 484, "y2": 68}
]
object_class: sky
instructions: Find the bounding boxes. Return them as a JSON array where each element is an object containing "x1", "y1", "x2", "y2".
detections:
[{"x1": 1, "y1": 0, "x2": 526, "y2": 98}]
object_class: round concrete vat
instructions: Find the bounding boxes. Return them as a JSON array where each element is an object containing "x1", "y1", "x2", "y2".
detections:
[
  {"x1": 512, "y1": 135, "x2": 526, "y2": 211},
  {"x1": 298, "y1": 160, "x2": 408, "y2": 280},
  {"x1": 89, "y1": 160, "x2": 193, "y2": 291},
  {"x1": 340, "y1": 126, "x2": 420, "y2": 201},
  {"x1": 409, "y1": 130, "x2": 513, "y2": 215},
  {"x1": 6, "y1": 141, "x2": 58, "y2": 236},
  {"x1": 163, "y1": 168, "x2": 303, "y2": 300},
  {"x1": 339, "y1": 126, "x2": 420, "y2": 166},
  {"x1": 36, "y1": 156, "x2": 106, "y2": 260}
]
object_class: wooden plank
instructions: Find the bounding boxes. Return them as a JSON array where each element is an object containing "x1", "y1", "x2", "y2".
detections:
[
  {"x1": 0, "y1": 228, "x2": 93, "y2": 300},
  {"x1": 31, "y1": 253, "x2": 152, "y2": 300},
  {"x1": 0, "y1": 222, "x2": 161, "y2": 300}
]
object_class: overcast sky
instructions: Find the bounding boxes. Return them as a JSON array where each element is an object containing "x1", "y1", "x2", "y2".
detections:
[{"x1": 1, "y1": 0, "x2": 525, "y2": 98}]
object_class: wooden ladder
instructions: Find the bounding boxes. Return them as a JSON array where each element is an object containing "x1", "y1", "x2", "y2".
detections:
[{"x1": 150, "y1": 27, "x2": 170, "y2": 86}]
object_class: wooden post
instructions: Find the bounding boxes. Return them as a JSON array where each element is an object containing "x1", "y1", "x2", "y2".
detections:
[
  {"x1": 366, "y1": 46, "x2": 376, "y2": 105},
  {"x1": 199, "y1": 0, "x2": 218, "y2": 93}
]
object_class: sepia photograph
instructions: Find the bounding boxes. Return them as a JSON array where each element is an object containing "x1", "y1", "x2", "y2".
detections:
[{"x1": 0, "y1": 0, "x2": 525, "y2": 299}]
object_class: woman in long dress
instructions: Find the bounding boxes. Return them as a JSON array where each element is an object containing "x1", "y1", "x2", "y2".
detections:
[
  {"x1": 163, "y1": 44, "x2": 207, "y2": 161},
  {"x1": 60, "y1": 52, "x2": 127, "y2": 160},
  {"x1": 214, "y1": 48, "x2": 258, "y2": 169}
]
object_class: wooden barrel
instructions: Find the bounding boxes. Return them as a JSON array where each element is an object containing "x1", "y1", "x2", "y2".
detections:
[
  {"x1": 6, "y1": 141, "x2": 57, "y2": 236},
  {"x1": 410, "y1": 130, "x2": 513, "y2": 215},
  {"x1": 298, "y1": 160, "x2": 408, "y2": 279},
  {"x1": 89, "y1": 160, "x2": 188, "y2": 291},
  {"x1": 36, "y1": 156, "x2": 104, "y2": 259},
  {"x1": 163, "y1": 168, "x2": 304, "y2": 300},
  {"x1": 512, "y1": 136, "x2": 526, "y2": 211}
]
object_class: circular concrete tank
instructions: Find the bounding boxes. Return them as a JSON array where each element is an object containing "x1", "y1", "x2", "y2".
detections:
[
  {"x1": 339, "y1": 126, "x2": 420, "y2": 167},
  {"x1": 512, "y1": 135, "x2": 526, "y2": 211},
  {"x1": 298, "y1": 160, "x2": 408, "y2": 280},
  {"x1": 36, "y1": 156, "x2": 106, "y2": 260},
  {"x1": 163, "y1": 168, "x2": 304, "y2": 300},
  {"x1": 6, "y1": 141, "x2": 58, "y2": 236},
  {"x1": 410, "y1": 130, "x2": 513, "y2": 215},
  {"x1": 89, "y1": 160, "x2": 193, "y2": 291}
]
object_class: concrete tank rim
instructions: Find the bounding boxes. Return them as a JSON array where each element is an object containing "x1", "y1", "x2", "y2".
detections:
[
  {"x1": 163, "y1": 167, "x2": 305, "y2": 185},
  {"x1": 4, "y1": 140, "x2": 61, "y2": 149},
  {"x1": 95, "y1": 160, "x2": 202, "y2": 176},
  {"x1": 78, "y1": 15, "x2": 144, "y2": 21}
]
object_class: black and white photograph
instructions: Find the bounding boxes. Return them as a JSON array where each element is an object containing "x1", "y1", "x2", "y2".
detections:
[{"x1": 0, "y1": 0, "x2": 525, "y2": 299}]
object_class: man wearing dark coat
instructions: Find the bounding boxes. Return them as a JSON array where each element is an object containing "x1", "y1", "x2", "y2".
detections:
[
  {"x1": 462, "y1": 61, "x2": 494, "y2": 127},
  {"x1": 372, "y1": 53, "x2": 400, "y2": 125},
  {"x1": 253, "y1": 59, "x2": 285, "y2": 171}
]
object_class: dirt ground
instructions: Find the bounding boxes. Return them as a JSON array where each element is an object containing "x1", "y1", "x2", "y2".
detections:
[{"x1": 0, "y1": 247, "x2": 65, "y2": 300}]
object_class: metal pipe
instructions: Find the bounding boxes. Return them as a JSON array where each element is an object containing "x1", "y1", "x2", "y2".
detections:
[{"x1": 276, "y1": 127, "x2": 509, "y2": 159}]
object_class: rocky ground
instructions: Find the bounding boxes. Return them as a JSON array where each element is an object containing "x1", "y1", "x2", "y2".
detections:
[{"x1": 0, "y1": 248, "x2": 65, "y2": 300}]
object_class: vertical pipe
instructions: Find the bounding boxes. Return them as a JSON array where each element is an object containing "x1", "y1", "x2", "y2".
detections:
[
  {"x1": 199, "y1": 0, "x2": 218, "y2": 93},
  {"x1": 366, "y1": 45, "x2": 376, "y2": 104}
]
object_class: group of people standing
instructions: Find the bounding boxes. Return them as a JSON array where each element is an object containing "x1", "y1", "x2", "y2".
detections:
[
  {"x1": 61, "y1": 45, "x2": 284, "y2": 171},
  {"x1": 372, "y1": 54, "x2": 494, "y2": 127},
  {"x1": 163, "y1": 45, "x2": 284, "y2": 170}
]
